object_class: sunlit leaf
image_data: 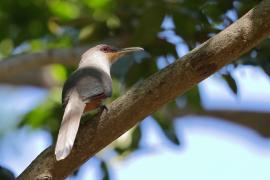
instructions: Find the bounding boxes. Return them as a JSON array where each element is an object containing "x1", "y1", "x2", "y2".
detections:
[
  {"x1": 106, "y1": 15, "x2": 120, "y2": 29},
  {"x1": 50, "y1": 64, "x2": 68, "y2": 84},
  {"x1": 79, "y1": 25, "x2": 94, "y2": 41},
  {"x1": 49, "y1": 1, "x2": 80, "y2": 20},
  {"x1": 83, "y1": 0, "x2": 112, "y2": 9},
  {"x1": 29, "y1": 39, "x2": 46, "y2": 52},
  {"x1": 48, "y1": 18, "x2": 61, "y2": 35},
  {"x1": 0, "y1": 38, "x2": 13, "y2": 57}
]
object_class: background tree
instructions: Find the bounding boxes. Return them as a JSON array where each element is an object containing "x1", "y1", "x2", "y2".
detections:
[{"x1": 0, "y1": 0, "x2": 269, "y2": 179}]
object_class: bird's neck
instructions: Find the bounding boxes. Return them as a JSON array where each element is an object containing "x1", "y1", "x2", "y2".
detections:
[{"x1": 79, "y1": 53, "x2": 111, "y2": 76}]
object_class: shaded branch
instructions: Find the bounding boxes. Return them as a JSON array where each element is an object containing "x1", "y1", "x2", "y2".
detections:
[
  {"x1": 0, "y1": 47, "x2": 87, "y2": 80},
  {"x1": 170, "y1": 108, "x2": 270, "y2": 137},
  {"x1": 0, "y1": 66, "x2": 59, "y2": 87},
  {"x1": 18, "y1": 0, "x2": 270, "y2": 179}
]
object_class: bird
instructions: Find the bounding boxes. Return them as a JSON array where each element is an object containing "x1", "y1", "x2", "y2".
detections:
[{"x1": 55, "y1": 44, "x2": 144, "y2": 161}]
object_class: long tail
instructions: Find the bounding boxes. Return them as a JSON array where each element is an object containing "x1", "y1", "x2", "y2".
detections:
[{"x1": 55, "y1": 91, "x2": 85, "y2": 161}]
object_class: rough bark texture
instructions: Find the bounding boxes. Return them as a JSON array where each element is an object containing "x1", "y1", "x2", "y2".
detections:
[{"x1": 17, "y1": 0, "x2": 270, "y2": 179}]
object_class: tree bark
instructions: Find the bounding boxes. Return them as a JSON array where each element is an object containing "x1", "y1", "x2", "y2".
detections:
[{"x1": 17, "y1": 0, "x2": 270, "y2": 179}]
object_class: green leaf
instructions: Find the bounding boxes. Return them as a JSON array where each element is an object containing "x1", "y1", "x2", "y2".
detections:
[
  {"x1": 186, "y1": 85, "x2": 202, "y2": 110},
  {"x1": 124, "y1": 58, "x2": 158, "y2": 87},
  {"x1": 100, "y1": 159, "x2": 110, "y2": 180},
  {"x1": 201, "y1": 0, "x2": 233, "y2": 23},
  {"x1": 261, "y1": 65, "x2": 270, "y2": 78},
  {"x1": 148, "y1": 38, "x2": 177, "y2": 57},
  {"x1": 19, "y1": 89, "x2": 63, "y2": 140},
  {"x1": 29, "y1": 39, "x2": 46, "y2": 52},
  {"x1": 0, "y1": 38, "x2": 13, "y2": 57},
  {"x1": 51, "y1": 64, "x2": 68, "y2": 84},
  {"x1": 129, "y1": 126, "x2": 142, "y2": 150},
  {"x1": 49, "y1": 1, "x2": 80, "y2": 20},
  {"x1": 83, "y1": 0, "x2": 112, "y2": 9},
  {"x1": 79, "y1": 25, "x2": 95, "y2": 41},
  {"x1": 222, "y1": 74, "x2": 238, "y2": 95},
  {"x1": 19, "y1": 100, "x2": 52, "y2": 128},
  {"x1": 0, "y1": 166, "x2": 15, "y2": 180},
  {"x1": 133, "y1": 3, "x2": 165, "y2": 45},
  {"x1": 173, "y1": 11, "x2": 197, "y2": 40},
  {"x1": 153, "y1": 111, "x2": 180, "y2": 145},
  {"x1": 111, "y1": 78, "x2": 123, "y2": 100}
]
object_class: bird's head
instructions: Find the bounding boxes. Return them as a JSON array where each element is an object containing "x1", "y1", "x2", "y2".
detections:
[{"x1": 82, "y1": 44, "x2": 144, "y2": 65}]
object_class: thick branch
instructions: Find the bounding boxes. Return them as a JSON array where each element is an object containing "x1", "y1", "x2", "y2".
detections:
[
  {"x1": 0, "y1": 47, "x2": 87, "y2": 80},
  {"x1": 18, "y1": 1, "x2": 270, "y2": 179},
  {"x1": 0, "y1": 66, "x2": 59, "y2": 87}
]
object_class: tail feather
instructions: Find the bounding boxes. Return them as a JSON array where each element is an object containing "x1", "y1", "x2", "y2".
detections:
[{"x1": 55, "y1": 91, "x2": 85, "y2": 161}]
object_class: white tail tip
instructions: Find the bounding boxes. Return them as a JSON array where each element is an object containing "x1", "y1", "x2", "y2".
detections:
[{"x1": 55, "y1": 146, "x2": 72, "y2": 161}]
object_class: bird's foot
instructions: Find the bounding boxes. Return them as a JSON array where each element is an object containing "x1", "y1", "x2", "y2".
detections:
[{"x1": 99, "y1": 105, "x2": 108, "y2": 112}]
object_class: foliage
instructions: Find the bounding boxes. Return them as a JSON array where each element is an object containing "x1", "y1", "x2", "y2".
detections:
[
  {"x1": 0, "y1": 0, "x2": 268, "y2": 178},
  {"x1": 0, "y1": 166, "x2": 15, "y2": 180}
]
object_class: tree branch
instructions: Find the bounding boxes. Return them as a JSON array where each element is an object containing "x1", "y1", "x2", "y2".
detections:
[
  {"x1": 0, "y1": 66, "x2": 59, "y2": 88},
  {"x1": 170, "y1": 108, "x2": 270, "y2": 137},
  {"x1": 18, "y1": 0, "x2": 270, "y2": 179},
  {"x1": 0, "y1": 47, "x2": 87, "y2": 80}
]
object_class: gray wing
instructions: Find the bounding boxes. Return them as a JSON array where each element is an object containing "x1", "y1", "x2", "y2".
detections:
[{"x1": 62, "y1": 67, "x2": 112, "y2": 106}]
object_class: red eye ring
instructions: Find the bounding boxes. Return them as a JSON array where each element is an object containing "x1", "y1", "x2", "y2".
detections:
[{"x1": 100, "y1": 46, "x2": 112, "y2": 52}]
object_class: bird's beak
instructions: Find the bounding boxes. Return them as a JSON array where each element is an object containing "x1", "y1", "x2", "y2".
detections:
[
  {"x1": 116, "y1": 47, "x2": 144, "y2": 55},
  {"x1": 108, "y1": 47, "x2": 144, "y2": 64}
]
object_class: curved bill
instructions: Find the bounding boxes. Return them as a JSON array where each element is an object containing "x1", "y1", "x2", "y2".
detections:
[{"x1": 117, "y1": 47, "x2": 144, "y2": 54}]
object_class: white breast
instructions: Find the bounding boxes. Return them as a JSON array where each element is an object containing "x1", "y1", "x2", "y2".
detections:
[{"x1": 79, "y1": 51, "x2": 111, "y2": 76}]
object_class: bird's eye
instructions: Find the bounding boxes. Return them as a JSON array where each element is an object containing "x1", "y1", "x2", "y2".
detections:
[{"x1": 100, "y1": 46, "x2": 112, "y2": 53}]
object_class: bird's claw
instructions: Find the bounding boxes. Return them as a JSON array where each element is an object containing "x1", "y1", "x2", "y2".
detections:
[{"x1": 99, "y1": 105, "x2": 108, "y2": 112}]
